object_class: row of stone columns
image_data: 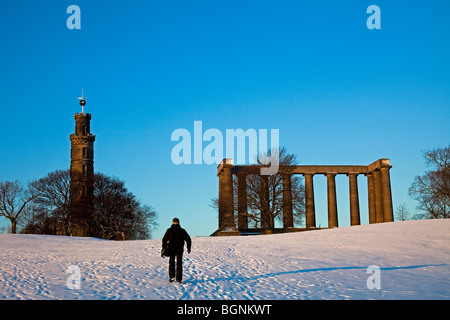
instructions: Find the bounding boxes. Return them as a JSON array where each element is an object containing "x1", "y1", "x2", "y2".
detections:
[
  {"x1": 303, "y1": 172, "x2": 359, "y2": 229},
  {"x1": 293, "y1": 168, "x2": 393, "y2": 228},
  {"x1": 217, "y1": 159, "x2": 393, "y2": 233}
]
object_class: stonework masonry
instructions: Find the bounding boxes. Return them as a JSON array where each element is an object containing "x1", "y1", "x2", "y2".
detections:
[
  {"x1": 213, "y1": 158, "x2": 393, "y2": 236},
  {"x1": 69, "y1": 112, "x2": 95, "y2": 236}
]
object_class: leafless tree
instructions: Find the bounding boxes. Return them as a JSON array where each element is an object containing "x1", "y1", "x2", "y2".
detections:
[
  {"x1": 211, "y1": 147, "x2": 305, "y2": 231},
  {"x1": 409, "y1": 145, "x2": 450, "y2": 219},
  {"x1": 394, "y1": 202, "x2": 411, "y2": 221},
  {"x1": 0, "y1": 180, "x2": 39, "y2": 233},
  {"x1": 25, "y1": 170, "x2": 76, "y2": 235}
]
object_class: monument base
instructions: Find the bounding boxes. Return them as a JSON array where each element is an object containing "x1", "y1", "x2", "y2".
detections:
[
  {"x1": 210, "y1": 228, "x2": 241, "y2": 237},
  {"x1": 210, "y1": 227, "x2": 327, "y2": 237}
]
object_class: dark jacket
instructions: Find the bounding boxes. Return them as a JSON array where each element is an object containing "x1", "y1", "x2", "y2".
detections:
[{"x1": 162, "y1": 224, "x2": 191, "y2": 254}]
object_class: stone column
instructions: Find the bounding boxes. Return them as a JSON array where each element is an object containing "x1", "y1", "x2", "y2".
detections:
[
  {"x1": 373, "y1": 169, "x2": 384, "y2": 223},
  {"x1": 218, "y1": 162, "x2": 235, "y2": 230},
  {"x1": 283, "y1": 174, "x2": 293, "y2": 228},
  {"x1": 304, "y1": 173, "x2": 316, "y2": 228},
  {"x1": 347, "y1": 173, "x2": 360, "y2": 226},
  {"x1": 237, "y1": 173, "x2": 248, "y2": 229},
  {"x1": 380, "y1": 166, "x2": 394, "y2": 222},
  {"x1": 260, "y1": 175, "x2": 271, "y2": 230},
  {"x1": 366, "y1": 172, "x2": 376, "y2": 224},
  {"x1": 326, "y1": 172, "x2": 338, "y2": 228}
]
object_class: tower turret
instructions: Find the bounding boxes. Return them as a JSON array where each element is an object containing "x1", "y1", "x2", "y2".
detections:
[{"x1": 69, "y1": 95, "x2": 95, "y2": 236}]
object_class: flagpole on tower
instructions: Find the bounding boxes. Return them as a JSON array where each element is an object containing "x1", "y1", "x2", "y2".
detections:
[{"x1": 78, "y1": 88, "x2": 87, "y2": 113}]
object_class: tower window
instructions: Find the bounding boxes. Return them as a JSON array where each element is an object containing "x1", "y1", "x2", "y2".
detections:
[
  {"x1": 82, "y1": 147, "x2": 87, "y2": 157},
  {"x1": 82, "y1": 164, "x2": 87, "y2": 175},
  {"x1": 82, "y1": 126, "x2": 86, "y2": 135}
]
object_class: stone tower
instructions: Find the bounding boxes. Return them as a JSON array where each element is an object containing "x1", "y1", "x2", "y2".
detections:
[{"x1": 69, "y1": 97, "x2": 95, "y2": 236}]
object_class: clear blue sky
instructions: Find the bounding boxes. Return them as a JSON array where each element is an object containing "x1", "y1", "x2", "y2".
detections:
[{"x1": 0, "y1": 0, "x2": 449, "y2": 238}]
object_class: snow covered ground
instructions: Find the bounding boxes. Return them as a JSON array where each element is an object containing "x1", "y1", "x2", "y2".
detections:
[{"x1": 1, "y1": 219, "x2": 449, "y2": 300}]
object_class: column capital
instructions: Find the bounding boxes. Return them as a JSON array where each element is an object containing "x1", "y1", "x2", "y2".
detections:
[
  {"x1": 280, "y1": 172, "x2": 293, "y2": 178},
  {"x1": 368, "y1": 158, "x2": 392, "y2": 172},
  {"x1": 379, "y1": 158, "x2": 392, "y2": 168},
  {"x1": 347, "y1": 172, "x2": 359, "y2": 177},
  {"x1": 325, "y1": 172, "x2": 338, "y2": 177},
  {"x1": 217, "y1": 158, "x2": 234, "y2": 176},
  {"x1": 282, "y1": 174, "x2": 293, "y2": 180}
]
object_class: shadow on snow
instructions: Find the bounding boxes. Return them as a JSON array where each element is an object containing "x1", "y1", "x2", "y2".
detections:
[{"x1": 185, "y1": 264, "x2": 447, "y2": 285}]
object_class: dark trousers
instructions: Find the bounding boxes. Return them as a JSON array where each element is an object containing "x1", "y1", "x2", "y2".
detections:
[{"x1": 169, "y1": 252, "x2": 183, "y2": 282}]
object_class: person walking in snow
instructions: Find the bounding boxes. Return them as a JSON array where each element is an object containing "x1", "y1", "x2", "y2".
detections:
[{"x1": 162, "y1": 218, "x2": 192, "y2": 283}]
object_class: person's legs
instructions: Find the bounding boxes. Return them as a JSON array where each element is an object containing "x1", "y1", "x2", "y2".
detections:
[
  {"x1": 176, "y1": 252, "x2": 183, "y2": 282},
  {"x1": 169, "y1": 255, "x2": 176, "y2": 281}
]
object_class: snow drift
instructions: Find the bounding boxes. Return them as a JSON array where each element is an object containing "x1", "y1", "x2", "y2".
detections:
[{"x1": 1, "y1": 219, "x2": 449, "y2": 300}]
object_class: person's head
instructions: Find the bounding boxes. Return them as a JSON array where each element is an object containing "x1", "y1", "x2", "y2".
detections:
[{"x1": 172, "y1": 217, "x2": 180, "y2": 225}]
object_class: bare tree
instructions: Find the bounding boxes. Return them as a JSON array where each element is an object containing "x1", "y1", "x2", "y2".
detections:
[
  {"x1": 17, "y1": 202, "x2": 48, "y2": 234},
  {"x1": 211, "y1": 147, "x2": 305, "y2": 231},
  {"x1": 26, "y1": 170, "x2": 77, "y2": 235},
  {"x1": 409, "y1": 145, "x2": 450, "y2": 219},
  {"x1": 394, "y1": 202, "x2": 411, "y2": 221},
  {"x1": 244, "y1": 147, "x2": 305, "y2": 230},
  {"x1": 0, "y1": 180, "x2": 39, "y2": 233}
]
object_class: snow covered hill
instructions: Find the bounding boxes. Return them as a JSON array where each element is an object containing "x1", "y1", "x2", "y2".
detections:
[{"x1": 1, "y1": 220, "x2": 449, "y2": 300}]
